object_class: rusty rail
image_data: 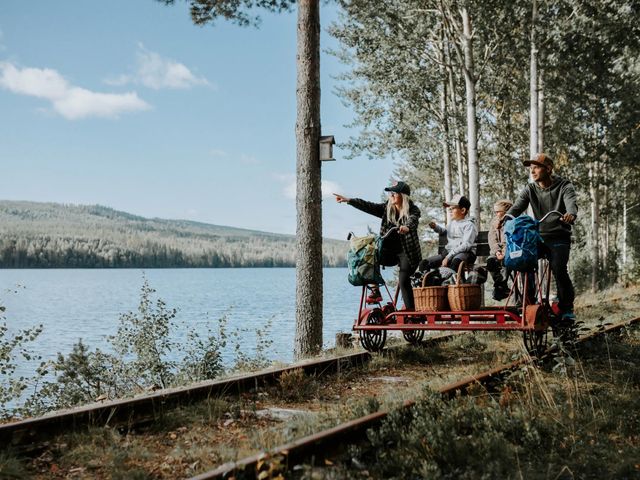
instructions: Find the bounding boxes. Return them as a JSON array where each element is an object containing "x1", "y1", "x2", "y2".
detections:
[
  {"x1": 193, "y1": 317, "x2": 639, "y2": 480},
  {"x1": 1, "y1": 333, "x2": 459, "y2": 450}
]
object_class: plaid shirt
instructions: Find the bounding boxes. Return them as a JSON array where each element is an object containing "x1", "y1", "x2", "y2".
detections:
[{"x1": 348, "y1": 198, "x2": 423, "y2": 267}]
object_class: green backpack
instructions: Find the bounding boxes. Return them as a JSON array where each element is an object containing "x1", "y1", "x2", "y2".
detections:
[{"x1": 347, "y1": 233, "x2": 385, "y2": 286}]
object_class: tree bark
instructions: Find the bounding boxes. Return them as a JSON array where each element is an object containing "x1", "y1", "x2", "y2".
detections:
[
  {"x1": 446, "y1": 41, "x2": 466, "y2": 196},
  {"x1": 589, "y1": 162, "x2": 600, "y2": 292},
  {"x1": 461, "y1": 7, "x2": 480, "y2": 226},
  {"x1": 439, "y1": 29, "x2": 452, "y2": 202},
  {"x1": 537, "y1": 69, "x2": 544, "y2": 152},
  {"x1": 529, "y1": 0, "x2": 539, "y2": 158},
  {"x1": 294, "y1": 0, "x2": 323, "y2": 359},
  {"x1": 623, "y1": 177, "x2": 628, "y2": 271}
]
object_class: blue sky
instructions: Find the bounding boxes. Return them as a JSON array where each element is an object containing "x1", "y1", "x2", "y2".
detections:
[{"x1": 0, "y1": 0, "x2": 399, "y2": 240}]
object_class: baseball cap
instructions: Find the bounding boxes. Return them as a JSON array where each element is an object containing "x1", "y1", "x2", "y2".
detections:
[
  {"x1": 493, "y1": 199, "x2": 513, "y2": 213},
  {"x1": 443, "y1": 194, "x2": 471, "y2": 210},
  {"x1": 523, "y1": 153, "x2": 554, "y2": 169},
  {"x1": 384, "y1": 180, "x2": 411, "y2": 196}
]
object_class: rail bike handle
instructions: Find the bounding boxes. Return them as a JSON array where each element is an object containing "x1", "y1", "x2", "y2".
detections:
[
  {"x1": 503, "y1": 210, "x2": 566, "y2": 225},
  {"x1": 347, "y1": 226, "x2": 398, "y2": 241},
  {"x1": 381, "y1": 226, "x2": 399, "y2": 239},
  {"x1": 539, "y1": 210, "x2": 564, "y2": 223}
]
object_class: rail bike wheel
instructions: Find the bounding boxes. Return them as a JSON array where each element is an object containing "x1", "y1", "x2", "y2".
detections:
[
  {"x1": 522, "y1": 330, "x2": 548, "y2": 357},
  {"x1": 402, "y1": 329, "x2": 425, "y2": 345},
  {"x1": 522, "y1": 303, "x2": 550, "y2": 357},
  {"x1": 552, "y1": 321, "x2": 579, "y2": 344},
  {"x1": 359, "y1": 309, "x2": 387, "y2": 352},
  {"x1": 402, "y1": 317, "x2": 425, "y2": 345}
]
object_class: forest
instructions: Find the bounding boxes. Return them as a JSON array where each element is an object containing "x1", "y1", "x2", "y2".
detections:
[
  {"x1": 0, "y1": 201, "x2": 347, "y2": 268},
  {"x1": 330, "y1": 0, "x2": 640, "y2": 293}
]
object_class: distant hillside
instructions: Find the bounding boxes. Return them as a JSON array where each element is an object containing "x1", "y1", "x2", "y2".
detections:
[{"x1": 0, "y1": 201, "x2": 347, "y2": 268}]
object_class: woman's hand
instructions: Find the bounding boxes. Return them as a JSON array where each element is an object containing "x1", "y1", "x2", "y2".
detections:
[
  {"x1": 398, "y1": 226, "x2": 409, "y2": 235},
  {"x1": 496, "y1": 250, "x2": 505, "y2": 261},
  {"x1": 442, "y1": 256, "x2": 449, "y2": 267},
  {"x1": 428, "y1": 221, "x2": 437, "y2": 230},
  {"x1": 333, "y1": 193, "x2": 350, "y2": 204},
  {"x1": 561, "y1": 213, "x2": 576, "y2": 224}
]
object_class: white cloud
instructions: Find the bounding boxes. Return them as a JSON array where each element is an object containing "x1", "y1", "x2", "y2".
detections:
[
  {"x1": 321, "y1": 180, "x2": 341, "y2": 198},
  {"x1": 0, "y1": 61, "x2": 150, "y2": 120},
  {"x1": 106, "y1": 44, "x2": 211, "y2": 90},
  {"x1": 284, "y1": 178, "x2": 297, "y2": 199},
  {"x1": 275, "y1": 173, "x2": 342, "y2": 200},
  {"x1": 239, "y1": 154, "x2": 259, "y2": 165},
  {"x1": 209, "y1": 149, "x2": 228, "y2": 158}
]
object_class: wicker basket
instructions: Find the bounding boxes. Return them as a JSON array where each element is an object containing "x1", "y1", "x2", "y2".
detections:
[
  {"x1": 413, "y1": 271, "x2": 449, "y2": 312},
  {"x1": 448, "y1": 262, "x2": 482, "y2": 311}
]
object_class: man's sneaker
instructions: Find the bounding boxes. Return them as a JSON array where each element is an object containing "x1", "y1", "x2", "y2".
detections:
[
  {"x1": 556, "y1": 312, "x2": 578, "y2": 343},
  {"x1": 366, "y1": 288, "x2": 382, "y2": 304}
]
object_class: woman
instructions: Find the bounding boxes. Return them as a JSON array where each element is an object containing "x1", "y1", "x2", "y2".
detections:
[{"x1": 334, "y1": 180, "x2": 422, "y2": 310}]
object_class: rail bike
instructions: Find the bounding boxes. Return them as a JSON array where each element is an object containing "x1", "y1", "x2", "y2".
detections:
[{"x1": 352, "y1": 211, "x2": 571, "y2": 356}]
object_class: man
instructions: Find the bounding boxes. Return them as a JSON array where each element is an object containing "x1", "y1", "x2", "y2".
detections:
[
  {"x1": 487, "y1": 199, "x2": 513, "y2": 301},
  {"x1": 505, "y1": 153, "x2": 578, "y2": 321}
]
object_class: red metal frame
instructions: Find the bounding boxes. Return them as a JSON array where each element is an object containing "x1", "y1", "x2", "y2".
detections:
[{"x1": 353, "y1": 260, "x2": 555, "y2": 334}]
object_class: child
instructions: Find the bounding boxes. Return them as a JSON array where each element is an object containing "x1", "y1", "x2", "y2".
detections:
[
  {"x1": 418, "y1": 194, "x2": 478, "y2": 273},
  {"x1": 487, "y1": 199, "x2": 513, "y2": 300}
]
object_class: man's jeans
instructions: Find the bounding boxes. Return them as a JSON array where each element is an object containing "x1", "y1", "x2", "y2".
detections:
[{"x1": 539, "y1": 241, "x2": 575, "y2": 314}]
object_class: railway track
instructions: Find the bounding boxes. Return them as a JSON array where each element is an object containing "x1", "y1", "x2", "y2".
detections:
[
  {"x1": 193, "y1": 317, "x2": 640, "y2": 480},
  {"x1": 1, "y1": 332, "x2": 461, "y2": 452}
]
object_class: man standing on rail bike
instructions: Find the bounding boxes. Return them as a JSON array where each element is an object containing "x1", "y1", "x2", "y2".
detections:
[{"x1": 504, "y1": 153, "x2": 578, "y2": 323}]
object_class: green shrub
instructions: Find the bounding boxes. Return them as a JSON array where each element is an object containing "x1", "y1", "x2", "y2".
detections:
[{"x1": 0, "y1": 300, "x2": 43, "y2": 419}]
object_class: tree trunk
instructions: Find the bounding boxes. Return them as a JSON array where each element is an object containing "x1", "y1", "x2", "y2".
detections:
[
  {"x1": 602, "y1": 160, "x2": 609, "y2": 278},
  {"x1": 461, "y1": 7, "x2": 480, "y2": 226},
  {"x1": 439, "y1": 30, "x2": 452, "y2": 202},
  {"x1": 537, "y1": 68, "x2": 544, "y2": 152},
  {"x1": 294, "y1": 0, "x2": 323, "y2": 359},
  {"x1": 622, "y1": 177, "x2": 628, "y2": 272},
  {"x1": 589, "y1": 162, "x2": 600, "y2": 292},
  {"x1": 447, "y1": 42, "x2": 465, "y2": 196},
  {"x1": 529, "y1": 0, "x2": 538, "y2": 158}
]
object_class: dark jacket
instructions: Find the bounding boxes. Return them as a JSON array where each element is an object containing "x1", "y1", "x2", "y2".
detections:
[
  {"x1": 348, "y1": 198, "x2": 422, "y2": 267},
  {"x1": 507, "y1": 175, "x2": 578, "y2": 242}
]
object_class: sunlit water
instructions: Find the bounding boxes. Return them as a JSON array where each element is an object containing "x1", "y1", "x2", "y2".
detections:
[{"x1": 1, "y1": 268, "x2": 396, "y2": 381}]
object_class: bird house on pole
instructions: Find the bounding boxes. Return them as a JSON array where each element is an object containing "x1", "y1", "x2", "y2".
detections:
[{"x1": 320, "y1": 135, "x2": 335, "y2": 162}]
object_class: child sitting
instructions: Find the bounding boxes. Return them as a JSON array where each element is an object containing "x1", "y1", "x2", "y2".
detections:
[
  {"x1": 487, "y1": 199, "x2": 513, "y2": 300},
  {"x1": 418, "y1": 194, "x2": 478, "y2": 274}
]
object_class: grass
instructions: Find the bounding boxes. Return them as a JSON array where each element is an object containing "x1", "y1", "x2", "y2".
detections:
[
  {"x1": 306, "y1": 324, "x2": 640, "y2": 479},
  {"x1": 4, "y1": 285, "x2": 639, "y2": 479}
]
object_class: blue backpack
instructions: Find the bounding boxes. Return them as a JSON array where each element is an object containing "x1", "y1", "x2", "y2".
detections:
[
  {"x1": 503, "y1": 215, "x2": 542, "y2": 272},
  {"x1": 347, "y1": 233, "x2": 385, "y2": 286}
]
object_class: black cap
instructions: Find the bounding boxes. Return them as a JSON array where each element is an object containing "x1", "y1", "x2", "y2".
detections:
[
  {"x1": 384, "y1": 180, "x2": 411, "y2": 196},
  {"x1": 443, "y1": 194, "x2": 471, "y2": 210}
]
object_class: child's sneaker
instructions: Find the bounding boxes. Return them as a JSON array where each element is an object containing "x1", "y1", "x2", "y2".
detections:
[
  {"x1": 492, "y1": 283, "x2": 510, "y2": 301},
  {"x1": 366, "y1": 287, "x2": 382, "y2": 304}
]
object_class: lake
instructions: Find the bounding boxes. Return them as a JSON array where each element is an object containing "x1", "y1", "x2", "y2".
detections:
[{"x1": 1, "y1": 268, "x2": 396, "y2": 377}]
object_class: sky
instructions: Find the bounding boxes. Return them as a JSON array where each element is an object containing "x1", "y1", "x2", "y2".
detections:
[{"x1": 0, "y1": 0, "x2": 400, "y2": 240}]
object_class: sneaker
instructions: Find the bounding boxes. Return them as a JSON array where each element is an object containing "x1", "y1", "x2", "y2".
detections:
[
  {"x1": 366, "y1": 287, "x2": 382, "y2": 304},
  {"x1": 492, "y1": 284, "x2": 510, "y2": 301},
  {"x1": 561, "y1": 312, "x2": 576, "y2": 322}
]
